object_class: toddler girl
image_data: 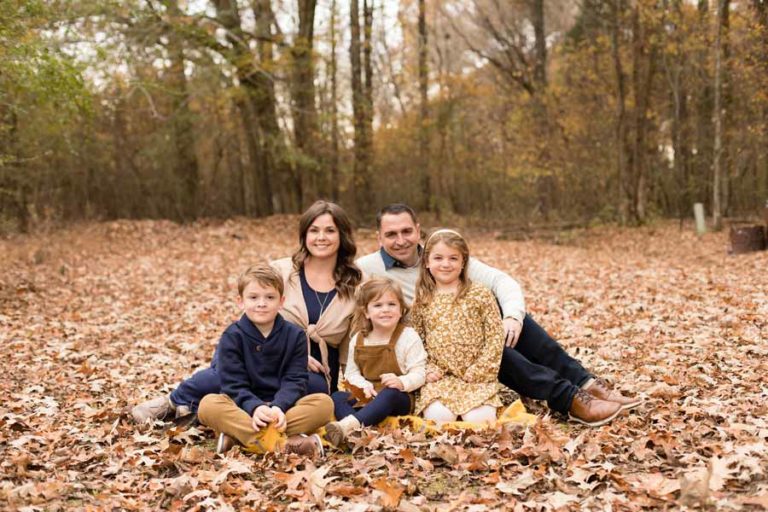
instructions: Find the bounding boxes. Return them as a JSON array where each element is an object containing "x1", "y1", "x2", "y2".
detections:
[{"x1": 325, "y1": 278, "x2": 426, "y2": 446}]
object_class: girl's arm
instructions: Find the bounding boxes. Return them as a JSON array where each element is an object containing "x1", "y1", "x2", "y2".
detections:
[
  {"x1": 343, "y1": 334, "x2": 373, "y2": 389},
  {"x1": 396, "y1": 329, "x2": 428, "y2": 392},
  {"x1": 462, "y1": 288, "x2": 506, "y2": 383}
]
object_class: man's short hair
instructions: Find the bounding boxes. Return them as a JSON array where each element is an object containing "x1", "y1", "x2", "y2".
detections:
[
  {"x1": 237, "y1": 265, "x2": 284, "y2": 297},
  {"x1": 376, "y1": 203, "x2": 418, "y2": 230}
]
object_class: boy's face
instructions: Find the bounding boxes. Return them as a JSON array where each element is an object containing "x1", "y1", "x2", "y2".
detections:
[{"x1": 237, "y1": 281, "x2": 285, "y2": 327}]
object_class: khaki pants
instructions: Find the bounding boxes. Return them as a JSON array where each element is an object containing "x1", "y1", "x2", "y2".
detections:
[{"x1": 198, "y1": 393, "x2": 333, "y2": 452}]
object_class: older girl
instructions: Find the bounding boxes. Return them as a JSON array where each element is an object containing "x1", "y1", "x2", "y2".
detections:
[{"x1": 411, "y1": 229, "x2": 505, "y2": 424}]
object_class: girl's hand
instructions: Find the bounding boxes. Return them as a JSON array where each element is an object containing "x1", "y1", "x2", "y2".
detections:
[
  {"x1": 380, "y1": 373, "x2": 404, "y2": 390},
  {"x1": 363, "y1": 386, "x2": 378, "y2": 399},
  {"x1": 426, "y1": 371, "x2": 442, "y2": 383},
  {"x1": 308, "y1": 355, "x2": 325, "y2": 374},
  {"x1": 252, "y1": 405, "x2": 275, "y2": 431}
]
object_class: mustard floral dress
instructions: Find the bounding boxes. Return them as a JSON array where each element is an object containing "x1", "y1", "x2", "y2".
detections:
[{"x1": 411, "y1": 283, "x2": 505, "y2": 416}]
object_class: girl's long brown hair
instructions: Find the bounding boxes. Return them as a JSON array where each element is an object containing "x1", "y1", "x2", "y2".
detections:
[
  {"x1": 352, "y1": 278, "x2": 409, "y2": 336},
  {"x1": 413, "y1": 229, "x2": 472, "y2": 311},
  {"x1": 292, "y1": 200, "x2": 362, "y2": 299}
]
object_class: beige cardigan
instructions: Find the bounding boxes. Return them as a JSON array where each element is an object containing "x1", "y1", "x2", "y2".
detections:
[{"x1": 270, "y1": 258, "x2": 357, "y2": 376}]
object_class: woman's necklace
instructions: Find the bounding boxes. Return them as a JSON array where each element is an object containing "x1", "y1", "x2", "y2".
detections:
[{"x1": 314, "y1": 289, "x2": 331, "y2": 318}]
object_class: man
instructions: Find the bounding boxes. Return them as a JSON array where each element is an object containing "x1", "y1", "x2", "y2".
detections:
[{"x1": 356, "y1": 204, "x2": 641, "y2": 426}]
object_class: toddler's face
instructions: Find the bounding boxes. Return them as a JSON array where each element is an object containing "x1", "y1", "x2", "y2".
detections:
[
  {"x1": 237, "y1": 281, "x2": 284, "y2": 327},
  {"x1": 365, "y1": 290, "x2": 402, "y2": 331}
]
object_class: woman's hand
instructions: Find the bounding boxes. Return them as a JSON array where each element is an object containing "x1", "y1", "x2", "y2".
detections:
[
  {"x1": 308, "y1": 355, "x2": 325, "y2": 374},
  {"x1": 380, "y1": 373, "x2": 404, "y2": 390},
  {"x1": 426, "y1": 371, "x2": 442, "y2": 383}
]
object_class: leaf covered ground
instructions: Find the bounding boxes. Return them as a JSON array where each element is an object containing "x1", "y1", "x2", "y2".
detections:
[{"x1": 1, "y1": 217, "x2": 767, "y2": 511}]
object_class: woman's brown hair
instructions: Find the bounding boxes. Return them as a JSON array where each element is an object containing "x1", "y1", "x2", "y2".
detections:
[{"x1": 292, "y1": 200, "x2": 362, "y2": 299}]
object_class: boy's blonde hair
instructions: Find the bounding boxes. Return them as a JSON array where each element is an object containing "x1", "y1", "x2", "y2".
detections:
[
  {"x1": 352, "y1": 278, "x2": 409, "y2": 336},
  {"x1": 237, "y1": 265, "x2": 284, "y2": 297},
  {"x1": 414, "y1": 229, "x2": 471, "y2": 310}
]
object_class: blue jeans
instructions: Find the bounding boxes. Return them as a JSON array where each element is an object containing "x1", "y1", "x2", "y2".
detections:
[
  {"x1": 498, "y1": 315, "x2": 593, "y2": 414},
  {"x1": 307, "y1": 343, "x2": 340, "y2": 395},
  {"x1": 332, "y1": 387, "x2": 412, "y2": 426},
  {"x1": 169, "y1": 348, "x2": 220, "y2": 413}
]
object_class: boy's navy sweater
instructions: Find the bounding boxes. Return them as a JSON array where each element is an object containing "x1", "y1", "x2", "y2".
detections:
[{"x1": 218, "y1": 313, "x2": 308, "y2": 415}]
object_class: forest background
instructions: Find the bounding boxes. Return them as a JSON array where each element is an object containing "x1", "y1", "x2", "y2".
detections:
[{"x1": 1, "y1": 0, "x2": 767, "y2": 232}]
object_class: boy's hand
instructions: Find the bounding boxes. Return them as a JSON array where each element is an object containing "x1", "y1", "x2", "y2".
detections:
[
  {"x1": 426, "y1": 371, "x2": 442, "y2": 383},
  {"x1": 270, "y1": 406, "x2": 286, "y2": 432},
  {"x1": 380, "y1": 373, "x2": 404, "y2": 391},
  {"x1": 252, "y1": 405, "x2": 275, "y2": 430},
  {"x1": 363, "y1": 386, "x2": 378, "y2": 399}
]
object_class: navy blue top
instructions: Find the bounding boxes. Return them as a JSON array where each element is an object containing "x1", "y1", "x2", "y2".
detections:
[
  {"x1": 299, "y1": 269, "x2": 337, "y2": 324},
  {"x1": 218, "y1": 313, "x2": 308, "y2": 414}
]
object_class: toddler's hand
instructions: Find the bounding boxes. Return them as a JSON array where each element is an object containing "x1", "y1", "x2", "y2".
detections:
[
  {"x1": 380, "y1": 373, "x2": 404, "y2": 390},
  {"x1": 426, "y1": 371, "x2": 442, "y2": 383},
  {"x1": 363, "y1": 386, "x2": 378, "y2": 399}
]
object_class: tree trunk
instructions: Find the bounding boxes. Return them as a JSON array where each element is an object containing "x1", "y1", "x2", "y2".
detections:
[
  {"x1": 532, "y1": 0, "x2": 547, "y2": 88},
  {"x1": 350, "y1": 0, "x2": 371, "y2": 211},
  {"x1": 162, "y1": 0, "x2": 200, "y2": 221},
  {"x1": 214, "y1": 0, "x2": 275, "y2": 216},
  {"x1": 418, "y1": 0, "x2": 430, "y2": 210},
  {"x1": 610, "y1": 0, "x2": 629, "y2": 224},
  {"x1": 329, "y1": 0, "x2": 340, "y2": 202},
  {"x1": 292, "y1": 0, "x2": 320, "y2": 208},
  {"x1": 712, "y1": 0, "x2": 726, "y2": 229}
]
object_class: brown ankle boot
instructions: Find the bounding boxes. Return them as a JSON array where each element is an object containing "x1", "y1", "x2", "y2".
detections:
[
  {"x1": 283, "y1": 434, "x2": 323, "y2": 459},
  {"x1": 583, "y1": 378, "x2": 643, "y2": 411},
  {"x1": 568, "y1": 389, "x2": 622, "y2": 426}
]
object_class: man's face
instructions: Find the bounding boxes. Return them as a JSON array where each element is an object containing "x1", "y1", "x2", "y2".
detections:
[{"x1": 377, "y1": 212, "x2": 421, "y2": 266}]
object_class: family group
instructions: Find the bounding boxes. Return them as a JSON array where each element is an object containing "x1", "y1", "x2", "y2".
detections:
[{"x1": 131, "y1": 202, "x2": 642, "y2": 459}]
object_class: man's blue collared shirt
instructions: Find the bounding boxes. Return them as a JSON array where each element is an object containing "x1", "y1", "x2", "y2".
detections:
[{"x1": 379, "y1": 246, "x2": 422, "y2": 270}]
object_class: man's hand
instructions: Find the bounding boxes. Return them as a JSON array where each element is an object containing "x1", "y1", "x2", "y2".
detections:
[
  {"x1": 308, "y1": 355, "x2": 325, "y2": 374},
  {"x1": 380, "y1": 373, "x2": 404, "y2": 390},
  {"x1": 251, "y1": 405, "x2": 275, "y2": 431},
  {"x1": 426, "y1": 370, "x2": 442, "y2": 383},
  {"x1": 503, "y1": 317, "x2": 523, "y2": 348},
  {"x1": 363, "y1": 386, "x2": 378, "y2": 399}
]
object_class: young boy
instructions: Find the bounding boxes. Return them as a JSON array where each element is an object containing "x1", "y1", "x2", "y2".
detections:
[{"x1": 151, "y1": 265, "x2": 333, "y2": 458}]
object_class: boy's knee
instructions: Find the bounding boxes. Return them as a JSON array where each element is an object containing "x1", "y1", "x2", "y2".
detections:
[
  {"x1": 307, "y1": 393, "x2": 334, "y2": 421},
  {"x1": 197, "y1": 393, "x2": 224, "y2": 425}
]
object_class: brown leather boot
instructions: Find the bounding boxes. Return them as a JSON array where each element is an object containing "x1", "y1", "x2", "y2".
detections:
[
  {"x1": 583, "y1": 378, "x2": 643, "y2": 411},
  {"x1": 568, "y1": 389, "x2": 622, "y2": 426},
  {"x1": 215, "y1": 432, "x2": 236, "y2": 455}
]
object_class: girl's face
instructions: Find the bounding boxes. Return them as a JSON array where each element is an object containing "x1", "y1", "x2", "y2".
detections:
[
  {"x1": 426, "y1": 241, "x2": 464, "y2": 288},
  {"x1": 364, "y1": 290, "x2": 402, "y2": 331},
  {"x1": 305, "y1": 213, "x2": 340, "y2": 259}
]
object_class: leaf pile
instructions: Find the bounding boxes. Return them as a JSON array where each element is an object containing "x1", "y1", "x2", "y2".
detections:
[{"x1": 1, "y1": 218, "x2": 766, "y2": 510}]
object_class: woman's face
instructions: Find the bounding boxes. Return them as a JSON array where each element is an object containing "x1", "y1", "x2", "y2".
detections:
[{"x1": 305, "y1": 213, "x2": 340, "y2": 259}]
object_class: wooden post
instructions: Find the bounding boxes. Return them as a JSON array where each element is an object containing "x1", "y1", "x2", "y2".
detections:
[{"x1": 694, "y1": 203, "x2": 707, "y2": 235}]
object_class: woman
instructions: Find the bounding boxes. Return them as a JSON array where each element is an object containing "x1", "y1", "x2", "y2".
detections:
[
  {"x1": 131, "y1": 201, "x2": 361, "y2": 423},
  {"x1": 271, "y1": 200, "x2": 362, "y2": 394}
]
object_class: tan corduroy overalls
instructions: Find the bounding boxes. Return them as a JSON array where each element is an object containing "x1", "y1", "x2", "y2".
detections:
[{"x1": 352, "y1": 323, "x2": 414, "y2": 411}]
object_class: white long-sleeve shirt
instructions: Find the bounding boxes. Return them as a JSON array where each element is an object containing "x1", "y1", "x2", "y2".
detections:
[
  {"x1": 343, "y1": 326, "x2": 427, "y2": 393},
  {"x1": 355, "y1": 249, "x2": 526, "y2": 323}
]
